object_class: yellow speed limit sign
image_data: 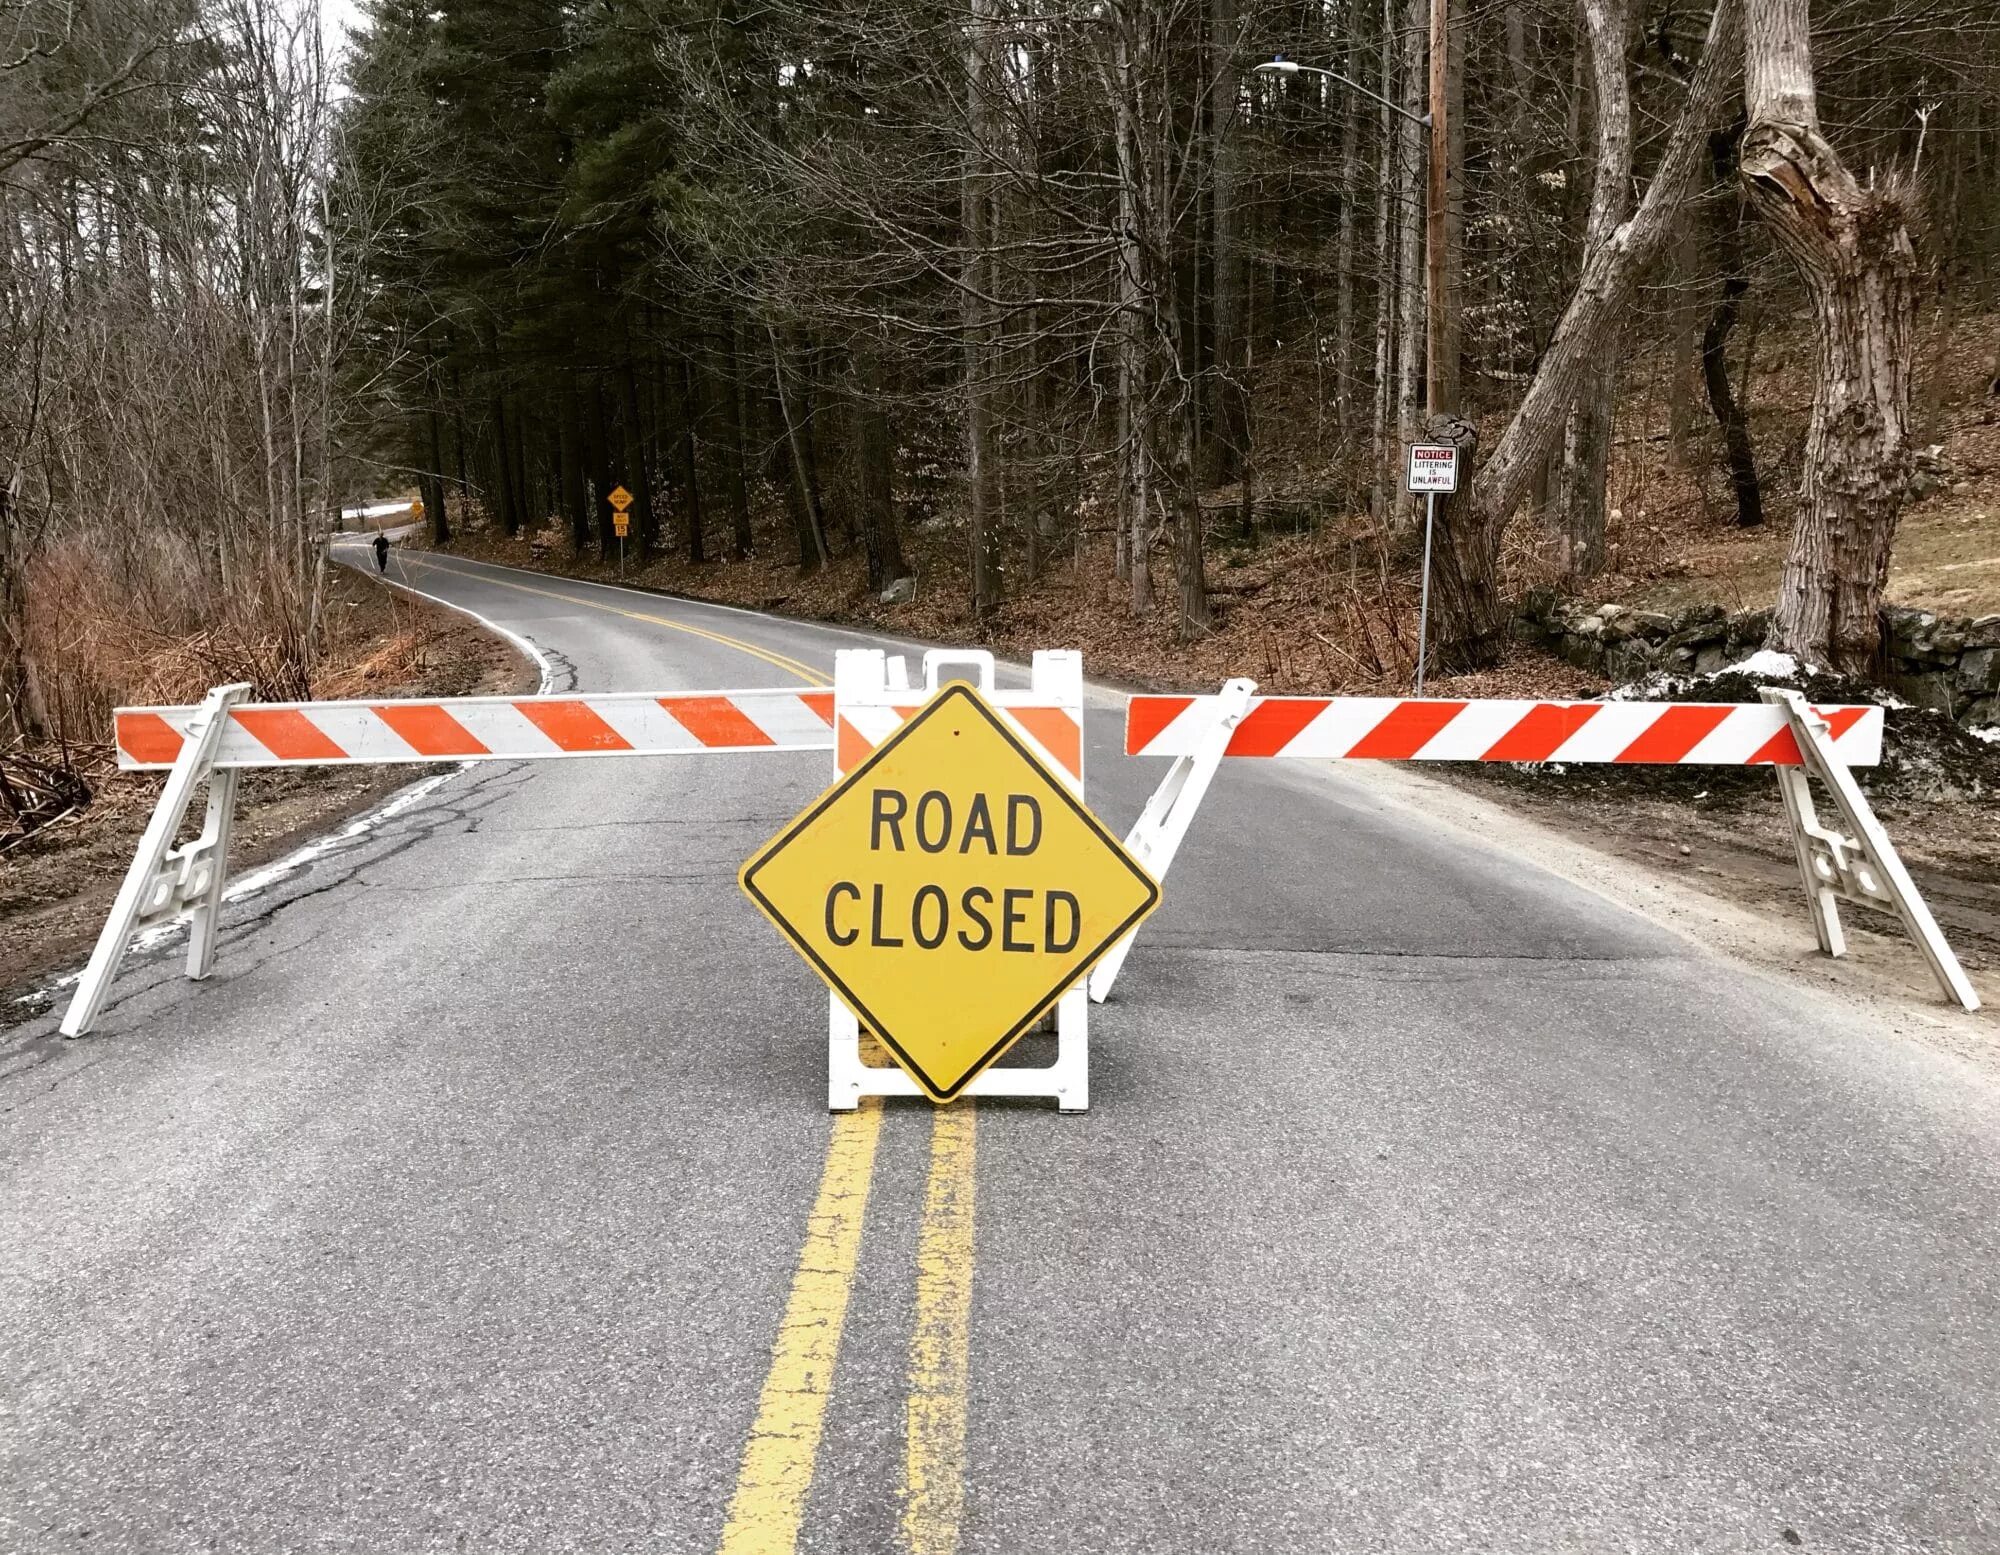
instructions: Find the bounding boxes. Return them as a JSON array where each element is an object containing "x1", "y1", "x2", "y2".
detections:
[{"x1": 740, "y1": 682, "x2": 1159, "y2": 1101}]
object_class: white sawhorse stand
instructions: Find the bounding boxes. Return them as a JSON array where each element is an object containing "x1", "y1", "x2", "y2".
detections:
[
  {"x1": 827, "y1": 647, "x2": 1094, "y2": 1111},
  {"x1": 1088, "y1": 676, "x2": 1257, "y2": 1005},
  {"x1": 1762, "y1": 687, "x2": 1979, "y2": 1010},
  {"x1": 61, "y1": 682, "x2": 252, "y2": 1037}
]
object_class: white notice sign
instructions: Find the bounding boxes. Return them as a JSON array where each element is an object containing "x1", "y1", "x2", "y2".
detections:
[{"x1": 1406, "y1": 444, "x2": 1458, "y2": 494}]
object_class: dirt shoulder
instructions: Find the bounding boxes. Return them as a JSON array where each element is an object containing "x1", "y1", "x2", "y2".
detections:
[
  {"x1": 0, "y1": 563, "x2": 536, "y2": 1001},
  {"x1": 1446, "y1": 765, "x2": 1998, "y2": 975},
  {"x1": 1361, "y1": 761, "x2": 2000, "y2": 1067}
]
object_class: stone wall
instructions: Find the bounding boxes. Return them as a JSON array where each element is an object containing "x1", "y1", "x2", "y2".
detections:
[{"x1": 1513, "y1": 595, "x2": 2000, "y2": 731}]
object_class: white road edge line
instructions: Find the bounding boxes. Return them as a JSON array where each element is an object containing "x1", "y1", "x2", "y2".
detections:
[
  {"x1": 407, "y1": 547, "x2": 930, "y2": 650},
  {"x1": 16, "y1": 550, "x2": 557, "y2": 1007}
]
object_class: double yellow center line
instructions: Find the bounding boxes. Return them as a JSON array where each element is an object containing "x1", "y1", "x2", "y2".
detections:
[
  {"x1": 393, "y1": 553, "x2": 829, "y2": 686},
  {"x1": 393, "y1": 552, "x2": 979, "y2": 1555}
]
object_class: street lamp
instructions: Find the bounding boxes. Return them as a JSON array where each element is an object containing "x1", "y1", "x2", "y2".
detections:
[{"x1": 1251, "y1": 56, "x2": 1429, "y2": 130}]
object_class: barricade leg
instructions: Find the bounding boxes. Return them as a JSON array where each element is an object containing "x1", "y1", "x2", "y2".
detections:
[
  {"x1": 1772, "y1": 763, "x2": 1844, "y2": 958},
  {"x1": 958, "y1": 988, "x2": 1088, "y2": 1111},
  {"x1": 186, "y1": 766, "x2": 241, "y2": 980},
  {"x1": 828, "y1": 994, "x2": 863, "y2": 1111},
  {"x1": 1760, "y1": 687, "x2": 1979, "y2": 1011},
  {"x1": 61, "y1": 683, "x2": 251, "y2": 1037},
  {"x1": 1089, "y1": 677, "x2": 1256, "y2": 1004}
]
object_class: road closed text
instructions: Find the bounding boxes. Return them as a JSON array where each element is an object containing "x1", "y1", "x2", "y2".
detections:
[{"x1": 821, "y1": 788, "x2": 1082, "y2": 952}]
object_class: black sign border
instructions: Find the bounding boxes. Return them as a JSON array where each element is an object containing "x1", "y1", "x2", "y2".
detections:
[{"x1": 740, "y1": 681, "x2": 1161, "y2": 1101}]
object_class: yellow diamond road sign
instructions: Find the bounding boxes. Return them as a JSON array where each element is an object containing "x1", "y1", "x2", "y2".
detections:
[
  {"x1": 740, "y1": 682, "x2": 1160, "y2": 1101},
  {"x1": 608, "y1": 484, "x2": 633, "y2": 512}
]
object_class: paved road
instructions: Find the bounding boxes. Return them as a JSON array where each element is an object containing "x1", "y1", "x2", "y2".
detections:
[{"x1": 5, "y1": 547, "x2": 1997, "y2": 1554}]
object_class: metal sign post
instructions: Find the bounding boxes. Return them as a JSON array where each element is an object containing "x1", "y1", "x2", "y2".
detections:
[
  {"x1": 609, "y1": 485, "x2": 633, "y2": 576},
  {"x1": 1416, "y1": 490, "x2": 1438, "y2": 696},
  {"x1": 1405, "y1": 443, "x2": 1458, "y2": 695}
]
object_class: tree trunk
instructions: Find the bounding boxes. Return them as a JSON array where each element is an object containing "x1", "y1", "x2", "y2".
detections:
[
  {"x1": 1391, "y1": 0, "x2": 1426, "y2": 524},
  {"x1": 1437, "y1": 0, "x2": 1466, "y2": 412},
  {"x1": 0, "y1": 472, "x2": 48, "y2": 741},
  {"x1": 490, "y1": 395, "x2": 520, "y2": 536},
  {"x1": 1702, "y1": 272, "x2": 1765, "y2": 529},
  {"x1": 1555, "y1": 0, "x2": 1635, "y2": 583},
  {"x1": 1207, "y1": 0, "x2": 1249, "y2": 488},
  {"x1": 425, "y1": 403, "x2": 451, "y2": 545},
  {"x1": 1332, "y1": 45, "x2": 1361, "y2": 433},
  {"x1": 618, "y1": 356, "x2": 656, "y2": 560},
  {"x1": 1369, "y1": 0, "x2": 1398, "y2": 525},
  {"x1": 1169, "y1": 402, "x2": 1211, "y2": 639},
  {"x1": 1421, "y1": 412, "x2": 1487, "y2": 674},
  {"x1": 1744, "y1": 0, "x2": 1919, "y2": 671},
  {"x1": 1112, "y1": 14, "x2": 1152, "y2": 612},
  {"x1": 587, "y1": 375, "x2": 615, "y2": 556},
  {"x1": 450, "y1": 382, "x2": 472, "y2": 503},
  {"x1": 769, "y1": 329, "x2": 830, "y2": 570},
  {"x1": 508, "y1": 397, "x2": 532, "y2": 532},
  {"x1": 1453, "y1": 0, "x2": 1742, "y2": 661},
  {"x1": 677, "y1": 357, "x2": 705, "y2": 565},
  {"x1": 558, "y1": 388, "x2": 590, "y2": 551},
  {"x1": 856, "y1": 349, "x2": 907, "y2": 593},
  {"x1": 965, "y1": 0, "x2": 1003, "y2": 619},
  {"x1": 721, "y1": 323, "x2": 754, "y2": 559}
]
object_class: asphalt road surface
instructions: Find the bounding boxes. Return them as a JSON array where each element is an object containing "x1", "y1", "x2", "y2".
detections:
[{"x1": 5, "y1": 545, "x2": 1997, "y2": 1554}]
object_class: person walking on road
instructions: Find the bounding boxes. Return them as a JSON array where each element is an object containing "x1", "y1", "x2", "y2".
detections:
[{"x1": 373, "y1": 532, "x2": 390, "y2": 574}]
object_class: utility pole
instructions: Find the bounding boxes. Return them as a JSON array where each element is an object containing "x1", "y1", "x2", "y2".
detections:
[{"x1": 1425, "y1": 0, "x2": 1452, "y2": 415}]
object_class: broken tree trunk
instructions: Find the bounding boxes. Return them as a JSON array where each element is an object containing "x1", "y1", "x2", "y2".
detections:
[{"x1": 1743, "y1": 0, "x2": 1919, "y2": 672}]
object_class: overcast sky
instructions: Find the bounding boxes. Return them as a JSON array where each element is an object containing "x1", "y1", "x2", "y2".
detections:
[{"x1": 322, "y1": 0, "x2": 362, "y2": 63}]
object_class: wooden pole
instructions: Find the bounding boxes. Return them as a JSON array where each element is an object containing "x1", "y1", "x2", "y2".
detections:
[{"x1": 1425, "y1": 0, "x2": 1451, "y2": 413}]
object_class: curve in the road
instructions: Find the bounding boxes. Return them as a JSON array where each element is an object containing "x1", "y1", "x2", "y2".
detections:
[{"x1": 6, "y1": 548, "x2": 1997, "y2": 1555}]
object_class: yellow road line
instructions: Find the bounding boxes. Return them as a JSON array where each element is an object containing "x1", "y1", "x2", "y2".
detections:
[
  {"x1": 903, "y1": 1104, "x2": 978, "y2": 1555},
  {"x1": 717, "y1": 1101, "x2": 886, "y2": 1555},
  {"x1": 389, "y1": 548, "x2": 984, "y2": 1554},
  {"x1": 398, "y1": 552, "x2": 830, "y2": 687}
]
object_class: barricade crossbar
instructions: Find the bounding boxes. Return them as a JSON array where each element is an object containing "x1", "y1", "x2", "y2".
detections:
[
  {"x1": 1125, "y1": 694, "x2": 1884, "y2": 767},
  {"x1": 115, "y1": 689, "x2": 836, "y2": 769}
]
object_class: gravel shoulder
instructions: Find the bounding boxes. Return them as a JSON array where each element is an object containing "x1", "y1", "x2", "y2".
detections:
[{"x1": 1353, "y1": 762, "x2": 2000, "y2": 1069}]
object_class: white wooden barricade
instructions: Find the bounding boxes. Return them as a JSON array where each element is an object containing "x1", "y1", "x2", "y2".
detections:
[
  {"x1": 1759, "y1": 687, "x2": 1979, "y2": 1010},
  {"x1": 1108, "y1": 686, "x2": 1977, "y2": 1011},
  {"x1": 1086, "y1": 678, "x2": 1256, "y2": 1004},
  {"x1": 62, "y1": 684, "x2": 840, "y2": 1037},
  {"x1": 827, "y1": 647, "x2": 1093, "y2": 1111}
]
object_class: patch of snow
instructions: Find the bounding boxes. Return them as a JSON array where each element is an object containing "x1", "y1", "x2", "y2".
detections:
[
  {"x1": 1717, "y1": 649, "x2": 1801, "y2": 681},
  {"x1": 1971, "y1": 724, "x2": 2000, "y2": 746}
]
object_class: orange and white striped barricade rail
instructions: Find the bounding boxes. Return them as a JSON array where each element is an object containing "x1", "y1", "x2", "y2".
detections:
[
  {"x1": 61, "y1": 685, "x2": 838, "y2": 1037},
  {"x1": 1103, "y1": 686, "x2": 1976, "y2": 1011},
  {"x1": 827, "y1": 646, "x2": 1094, "y2": 1111}
]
